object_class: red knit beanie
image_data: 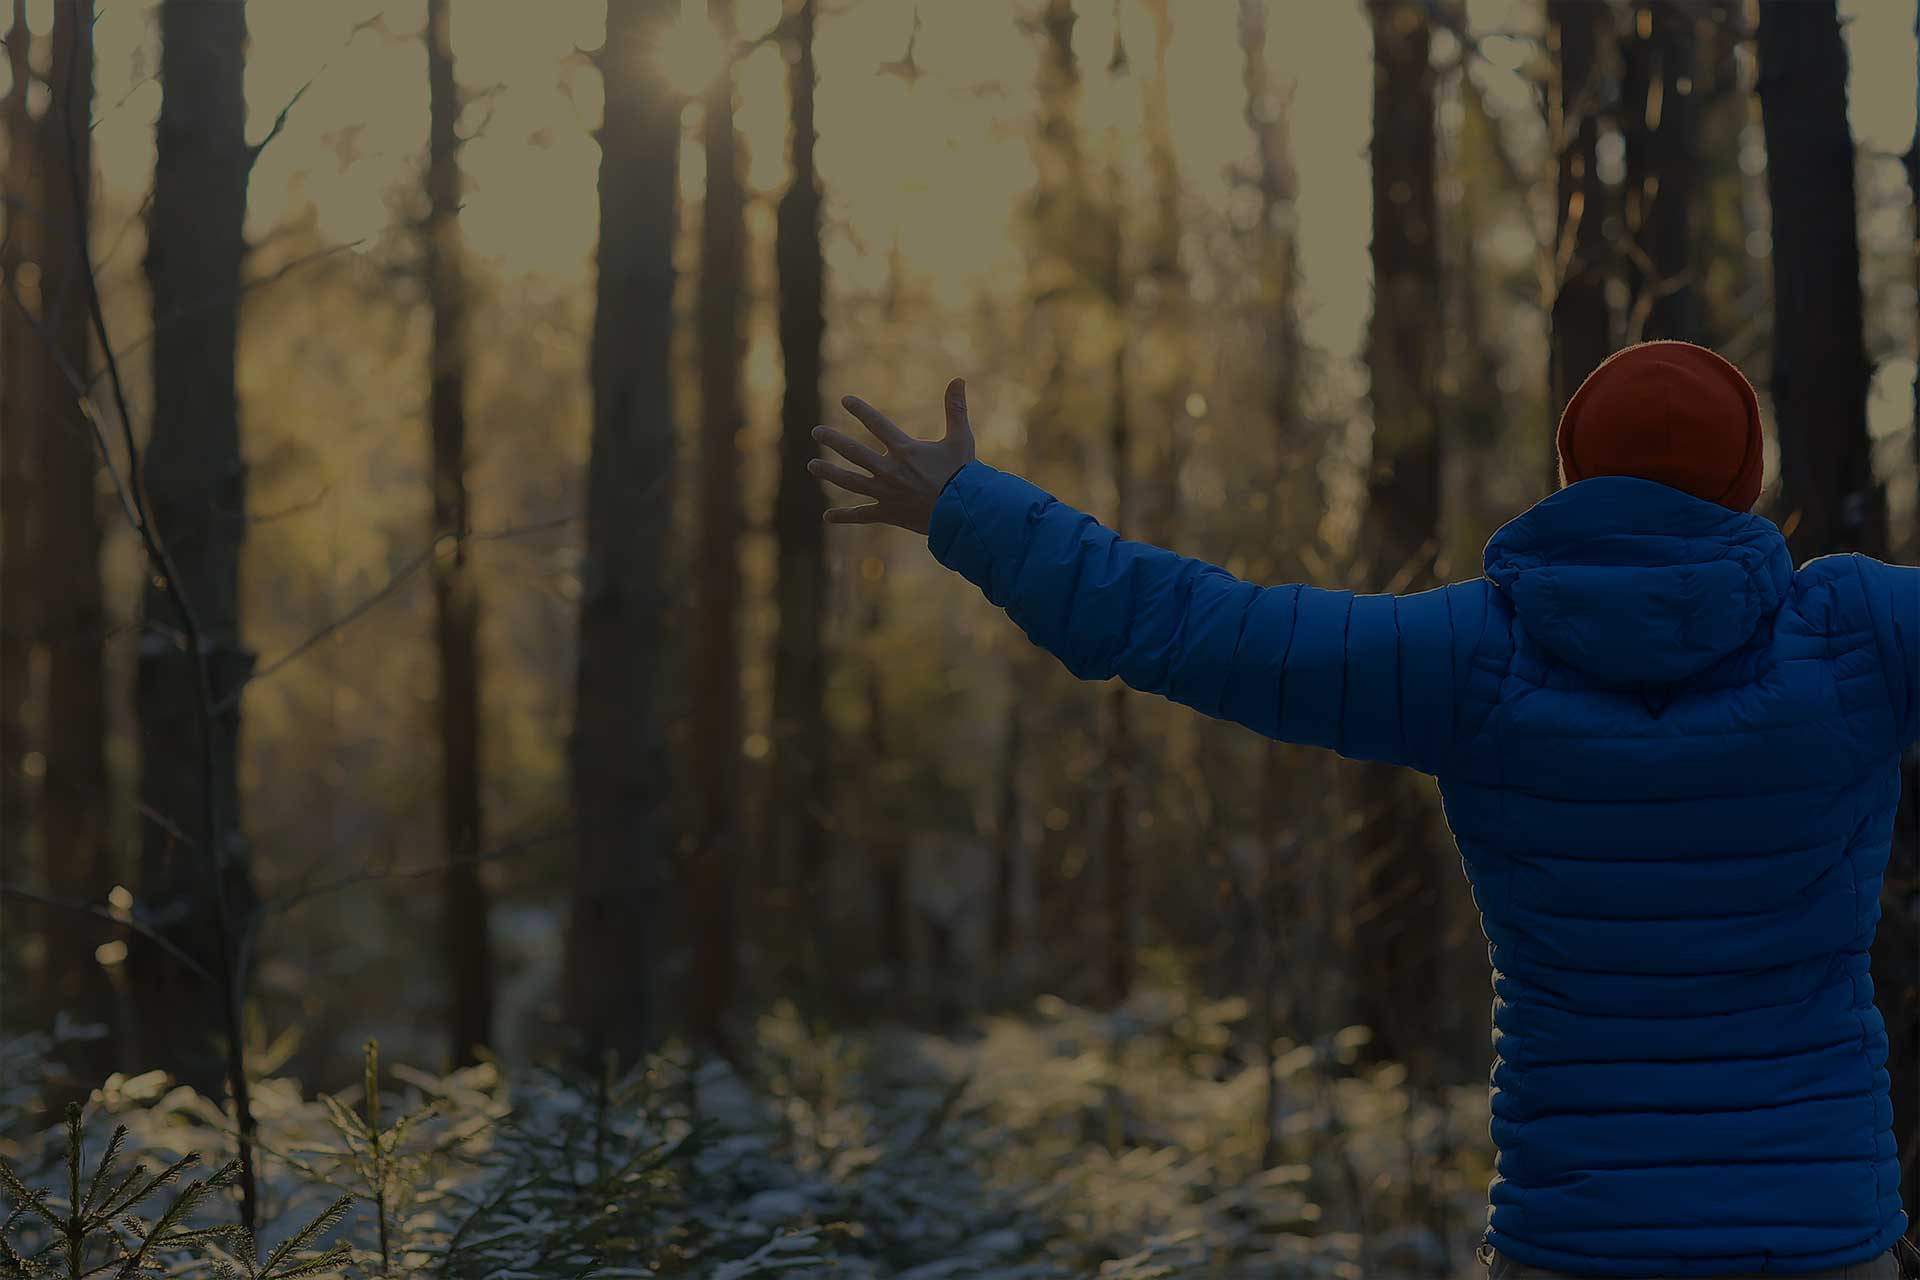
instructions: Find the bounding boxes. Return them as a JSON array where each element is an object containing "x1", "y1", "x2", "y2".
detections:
[{"x1": 1556, "y1": 340, "x2": 1764, "y2": 513}]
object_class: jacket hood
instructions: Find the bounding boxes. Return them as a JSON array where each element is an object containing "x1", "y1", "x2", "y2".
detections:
[{"x1": 1482, "y1": 476, "x2": 1794, "y2": 688}]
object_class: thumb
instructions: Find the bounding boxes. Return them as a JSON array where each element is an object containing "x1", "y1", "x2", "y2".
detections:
[{"x1": 943, "y1": 377, "x2": 973, "y2": 443}]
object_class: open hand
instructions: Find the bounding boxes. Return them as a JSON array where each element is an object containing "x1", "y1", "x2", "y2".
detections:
[{"x1": 809, "y1": 377, "x2": 978, "y2": 535}]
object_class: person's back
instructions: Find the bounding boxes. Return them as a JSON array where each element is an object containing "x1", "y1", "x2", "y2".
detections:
[
  {"x1": 1456, "y1": 475, "x2": 1905, "y2": 1276},
  {"x1": 807, "y1": 342, "x2": 1917, "y2": 1277}
]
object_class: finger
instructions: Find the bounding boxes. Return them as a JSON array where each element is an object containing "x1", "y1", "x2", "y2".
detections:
[
  {"x1": 823, "y1": 503, "x2": 890, "y2": 525},
  {"x1": 943, "y1": 377, "x2": 974, "y2": 444},
  {"x1": 840, "y1": 394, "x2": 911, "y2": 448},
  {"x1": 812, "y1": 424, "x2": 887, "y2": 473},
  {"x1": 807, "y1": 458, "x2": 883, "y2": 497}
]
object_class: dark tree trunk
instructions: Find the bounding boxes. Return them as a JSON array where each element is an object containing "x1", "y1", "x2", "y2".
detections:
[
  {"x1": 1695, "y1": 11, "x2": 1762, "y2": 358},
  {"x1": 1354, "y1": 0, "x2": 1446, "y2": 1090},
  {"x1": 1622, "y1": 1, "x2": 1703, "y2": 343},
  {"x1": 772, "y1": 0, "x2": 830, "y2": 1008},
  {"x1": 1140, "y1": 0, "x2": 1186, "y2": 550},
  {"x1": 688, "y1": 0, "x2": 745, "y2": 1055},
  {"x1": 862, "y1": 562, "x2": 908, "y2": 987},
  {"x1": 1016, "y1": 0, "x2": 1096, "y2": 992},
  {"x1": 1760, "y1": 0, "x2": 1906, "y2": 1231},
  {"x1": 868, "y1": 255, "x2": 909, "y2": 999},
  {"x1": 133, "y1": 0, "x2": 258, "y2": 1100},
  {"x1": 1100, "y1": 143, "x2": 1133, "y2": 1008},
  {"x1": 1886, "y1": 0, "x2": 1920, "y2": 1233},
  {"x1": 565, "y1": 0, "x2": 679, "y2": 1064},
  {"x1": 424, "y1": 0, "x2": 493, "y2": 1069},
  {"x1": 993, "y1": 0, "x2": 1090, "y2": 998},
  {"x1": 989, "y1": 682, "x2": 1023, "y2": 984},
  {"x1": 1240, "y1": 0, "x2": 1308, "y2": 1168},
  {"x1": 37, "y1": 0, "x2": 110, "y2": 1039},
  {"x1": 0, "y1": 1, "x2": 39, "y2": 1019},
  {"x1": 1546, "y1": 0, "x2": 1612, "y2": 489},
  {"x1": 1755, "y1": 0, "x2": 1885, "y2": 561}
]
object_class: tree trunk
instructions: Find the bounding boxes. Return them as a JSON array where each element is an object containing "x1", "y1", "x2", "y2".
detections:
[
  {"x1": 0, "y1": 1, "x2": 39, "y2": 1015},
  {"x1": 1139, "y1": 0, "x2": 1186, "y2": 550},
  {"x1": 1241, "y1": 0, "x2": 1309, "y2": 1166},
  {"x1": 772, "y1": 0, "x2": 831, "y2": 1013},
  {"x1": 424, "y1": 0, "x2": 493, "y2": 1069},
  {"x1": 1695, "y1": 11, "x2": 1762, "y2": 359},
  {"x1": 993, "y1": 0, "x2": 1088, "y2": 999},
  {"x1": 989, "y1": 680, "x2": 1023, "y2": 985},
  {"x1": 1897, "y1": 0, "x2": 1920, "y2": 1228},
  {"x1": 862, "y1": 558, "x2": 907, "y2": 990},
  {"x1": 1760, "y1": 0, "x2": 1906, "y2": 1230},
  {"x1": 36, "y1": 0, "x2": 110, "y2": 1039},
  {"x1": 1017, "y1": 0, "x2": 1095, "y2": 993},
  {"x1": 1622, "y1": 1, "x2": 1703, "y2": 343},
  {"x1": 1100, "y1": 141, "x2": 1133, "y2": 1007},
  {"x1": 688, "y1": 0, "x2": 745, "y2": 1055},
  {"x1": 134, "y1": 0, "x2": 258, "y2": 1099},
  {"x1": 1354, "y1": 0, "x2": 1446, "y2": 1089},
  {"x1": 565, "y1": 0, "x2": 679, "y2": 1064},
  {"x1": 1546, "y1": 0, "x2": 1612, "y2": 489},
  {"x1": 1755, "y1": 0, "x2": 1885, "y2": 561}
]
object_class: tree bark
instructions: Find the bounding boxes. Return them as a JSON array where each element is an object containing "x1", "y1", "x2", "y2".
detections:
[
  {"x1": 424, "y1": 0, "x2": 493, "y2": 1069},
  {"x1": 1139, "y1": 0, "x2": 1186, "y2": 550},
  {"x1": 36, "y1": 0, "x2": 110, "y2": 1039},
  {"x1": 862, "y1": 557, "x2": 907, "y2": 989},
  {"x1": 1760, "y1": 0, "x2": 1907, "y2": 1230},
  {"x1": 134, "y1": 0, "x2": 258, "y2": 1097},
  {"x1": 565, "y1": 0, "x2": 679, "y2": 1064},
  {"x1": 1099, "y1": 130, "x2": 1133, "y2": 1006},
  {"x1": 1755, "y1": 0, "x2": 1885, "y2": 561},
  {"x1": 1240, "y1": 0, "x2": 1311, "y2": 1167},
  {"x1": 772, "y1": 0, "x2": 831, "y2": 1010},
  {"x1": 688, "y1": 0, "x2": 745, "y2": 1054},
  {"x1": 1546, "y1": 0, "x2": 1612, "y2": 490},
  {"x1": 1896, "y1": 0, "x2": 1920, "y2": 1229},
  {"x1": 1354, "y1": 0, "x2": 1447, "y2": 1089},
  {"x1": 0, "y1": 1, "x2": 39, "y2": 1020},
  {"x1": 1622, "y1": 1, "x2": 1703, "y2": 343},
  {"x1": 1016, "y1": 0, "x2": 1094, "y2": 991}
]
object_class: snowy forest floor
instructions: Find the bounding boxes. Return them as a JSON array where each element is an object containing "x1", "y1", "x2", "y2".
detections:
[{"x1": 0, "y1": 991, "x2": 1496, "y2": 1278}]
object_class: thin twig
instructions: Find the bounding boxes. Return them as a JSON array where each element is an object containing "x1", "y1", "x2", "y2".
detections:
[
  {"x1": 210, "y1": 511, "x2": 579, "y2": 715},
  {"x1": 0, "y1": 225, "x2": 143, "y2": 533},
  {"x1": 248, "y1": 78, "x2": 311, "y2": 167},
  {"x1": 89, "y1": 239, "x2": 367, "y2": 390},
  {"x1": 0, "y1": 884, "x2": 212, "y2": 982},
  {"x1": 212, "y1": 544, "x2": 433, "y2": 717},
  {"x1": 267, "y1": 826, "x2": 574, "y2": 916}
]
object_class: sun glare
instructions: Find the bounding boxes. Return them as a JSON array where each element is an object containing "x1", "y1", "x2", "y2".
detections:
[{"x1": 653, "y1": 0, "x2": 727, "y2": 100}]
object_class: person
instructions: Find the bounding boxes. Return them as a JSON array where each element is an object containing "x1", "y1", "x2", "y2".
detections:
[{"x1": 807, "y1": 340, "x2": 1919, "y2": 1280}]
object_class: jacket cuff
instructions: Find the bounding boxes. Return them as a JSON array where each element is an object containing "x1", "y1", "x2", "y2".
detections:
[{"x1": 927, "y1": 459, "x2": 998, "y2": 589}]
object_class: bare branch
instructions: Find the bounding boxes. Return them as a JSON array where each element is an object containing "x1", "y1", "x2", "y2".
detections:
[
  {"x1": 210, "y1": 511, "x2": 581, "y2": 715},
  {"x1": 0, "y1": 229, "x2": 145, "y2": 532},
  {"x1": 0, "y1": 883, "x2": 213, "y2": 981},
  {"x1": 249, "y1": 486, "x2": 330, "y2": 527},
  {"x1": 138, "y1": 800, "x2": 198, "y2": 852},
  {"x1": 248, "y1": 78, "x2": 311, "y2": 167},
  {"x1": 211, "y1": 544, "x2": 433, "y2": 717},
  {"x1": 267, "y1": 826, "x2": 574, "y2": 916},
  {"x1": 89, "y1": 238, "x2": 367, "y2": 390}
]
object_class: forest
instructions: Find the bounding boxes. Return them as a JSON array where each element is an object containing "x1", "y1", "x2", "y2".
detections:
[{"x1": 0, "y1": 0, "x2": 1916, "y2": 1276}]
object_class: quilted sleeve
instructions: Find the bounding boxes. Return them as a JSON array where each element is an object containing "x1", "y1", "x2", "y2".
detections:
[
  {"x1": 926, "y1": 460, "x2": 1487, "y2": 775},
  {"x1": 1855, "y1": 555, "x2": 1920, "y2": 751}
]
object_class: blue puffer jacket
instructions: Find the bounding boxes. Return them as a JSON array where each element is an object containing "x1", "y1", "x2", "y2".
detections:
[{"x1": 927, "y1": 459, "x2": 1918, "y2": 1277}]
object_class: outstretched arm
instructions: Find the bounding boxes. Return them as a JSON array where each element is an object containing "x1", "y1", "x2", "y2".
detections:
[{"x1": 810, "y1": 383, "x2": 1488, "y2": 775}]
